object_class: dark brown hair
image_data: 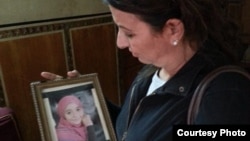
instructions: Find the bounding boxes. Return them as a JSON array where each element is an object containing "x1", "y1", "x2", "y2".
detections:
[{"x1": 103, "y1": 0, "x2": 243, "y2": 62}]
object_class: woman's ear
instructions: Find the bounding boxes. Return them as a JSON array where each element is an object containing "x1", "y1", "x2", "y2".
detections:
[{"x1": 163, "y1": 19, "x2": 184, "y2": 46}]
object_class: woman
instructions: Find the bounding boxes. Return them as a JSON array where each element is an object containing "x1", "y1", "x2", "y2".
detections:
[
  {"x1": 56, "y1": 95, "x2": 96, "y2": 141},
  {"x1": 42, "y1": 0, "x2": 250, "y2": 140}
]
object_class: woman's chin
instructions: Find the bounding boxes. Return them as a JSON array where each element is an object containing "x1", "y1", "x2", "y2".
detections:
[{"x1": 138, "y1": 58, "x2": 150, "y2": 64}]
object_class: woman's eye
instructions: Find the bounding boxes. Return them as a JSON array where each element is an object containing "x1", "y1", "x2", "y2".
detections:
[{"x1": 126, "y1": 34, "x2": 134, "y2": 38}]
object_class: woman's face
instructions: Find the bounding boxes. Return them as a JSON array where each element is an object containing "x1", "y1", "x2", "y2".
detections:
[
  {"x1": 64, "y1": 103, "x2": 84, "y2": 125},
  {"x1": 109, "y1": 6, "x2": 173, "y2": 67}
]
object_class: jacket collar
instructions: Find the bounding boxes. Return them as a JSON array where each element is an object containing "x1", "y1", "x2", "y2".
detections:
[
  {"x1": 134, "y1": 40, "x2": 231, "y2": 97},
  {"x1": 155, "y1": 53, "x2": 206, "y2": 96},
  {"x1": 134, "y1": 53, "x2": 207, "y2": 97}
]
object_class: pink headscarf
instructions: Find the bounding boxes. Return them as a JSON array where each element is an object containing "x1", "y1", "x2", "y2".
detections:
[{"x1": 56, "y1": 95, "x2": 87, "y2": 141}]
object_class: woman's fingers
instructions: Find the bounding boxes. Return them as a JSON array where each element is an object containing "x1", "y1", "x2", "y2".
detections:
[
  {"x1": 40, "y1": 72, "x2": 63, "y2": 80},
  {"x1": 41, "y1": 70, "x2": 80, "y2": 80},
  {"x1": 67, "y1": 70, "x2": 80, "y2": 78}
]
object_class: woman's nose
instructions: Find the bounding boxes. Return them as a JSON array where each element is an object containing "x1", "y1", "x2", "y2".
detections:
[{"x1": 116, "y1": 31, "x2": 129, "y2": 49}]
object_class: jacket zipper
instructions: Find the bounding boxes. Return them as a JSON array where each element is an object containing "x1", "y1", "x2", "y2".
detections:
[
  {"x1": 121, "y1": 84, "x2": 156, "y2": 141},
  {"x1": 121, "y1": 85, "x2": 137, "y2": 141}
]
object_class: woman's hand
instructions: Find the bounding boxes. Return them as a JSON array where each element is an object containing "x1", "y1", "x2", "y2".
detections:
[{"x1": 40, "y1": 70, "x2": 80, "y2": 80}]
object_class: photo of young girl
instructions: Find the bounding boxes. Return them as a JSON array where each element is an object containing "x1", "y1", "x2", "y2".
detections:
[
  {"x1": 32, "y1": 76, "x2": 115, "y2": 141},
  {"x1": 56, "y1": 95, "x2": 96, "y2": 141}
]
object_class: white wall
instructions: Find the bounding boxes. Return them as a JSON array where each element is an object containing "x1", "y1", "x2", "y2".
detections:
[{"x1": 0, "y1": 0, "x2": 109, "y2": 25}]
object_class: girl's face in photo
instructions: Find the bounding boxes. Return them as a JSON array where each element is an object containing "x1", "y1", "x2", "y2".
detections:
[{"x1": 64, "y1": 103, "x2": 84, "y2": 125}]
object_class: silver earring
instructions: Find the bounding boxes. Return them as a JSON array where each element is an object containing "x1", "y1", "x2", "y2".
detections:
[{"x1": 172, "y1": 40, "x2": 178, "y2": 46}]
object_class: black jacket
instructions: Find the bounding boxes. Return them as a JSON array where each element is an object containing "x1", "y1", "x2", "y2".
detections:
[{"x1": 114, "y1": 43, "x2": 250, "y2": 141}]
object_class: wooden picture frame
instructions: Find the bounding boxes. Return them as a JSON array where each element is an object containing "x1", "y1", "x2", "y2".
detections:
[{"x1": 30, "y1": 73, "x2": 116, "y2": 141}]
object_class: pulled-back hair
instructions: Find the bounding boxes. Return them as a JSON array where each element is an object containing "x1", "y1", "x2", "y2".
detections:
[{"x1": 103, "y1": 0, "x2": 243, "y2": 62}]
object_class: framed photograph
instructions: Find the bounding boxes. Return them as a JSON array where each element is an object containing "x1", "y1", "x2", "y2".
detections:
[{"x1": 30, "y1": 73, "x2": 116, "y2": 141}]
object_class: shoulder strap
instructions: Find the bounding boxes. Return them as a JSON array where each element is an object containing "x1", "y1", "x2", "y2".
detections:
[{"x1": 187, "y1": 65, "x2": 250, "y2": 125}]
